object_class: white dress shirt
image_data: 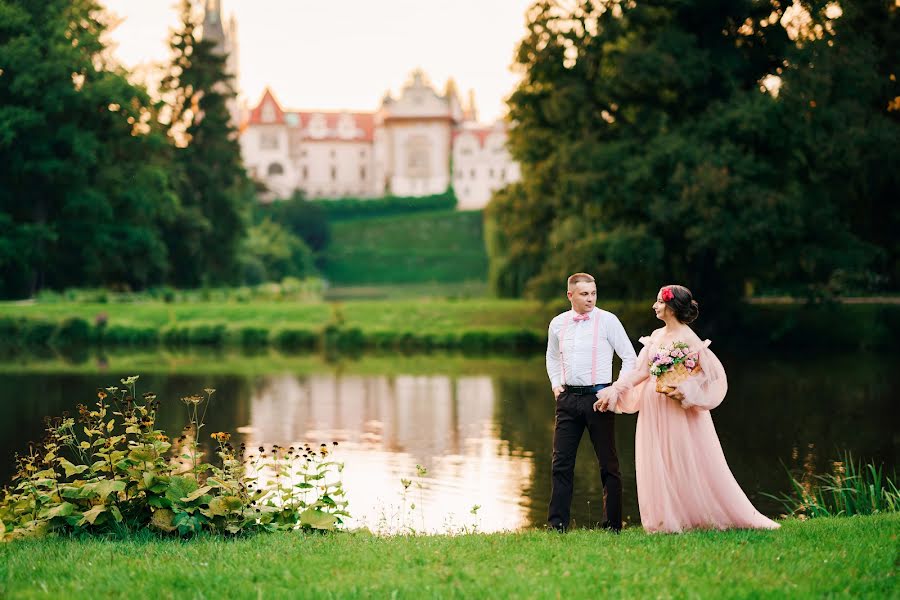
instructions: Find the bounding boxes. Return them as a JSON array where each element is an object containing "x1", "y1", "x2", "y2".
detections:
[{"x1": 546, "y1": 307, "x2": 637, "y2": 389}]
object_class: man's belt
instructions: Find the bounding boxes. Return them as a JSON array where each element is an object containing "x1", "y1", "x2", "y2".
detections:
[{"x1": 563, "y1": 383, "x2": 610, "y2": 394}]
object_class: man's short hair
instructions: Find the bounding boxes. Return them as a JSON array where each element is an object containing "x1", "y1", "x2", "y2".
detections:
[{"x1": 567, "y1": 272, "x2": 595, "y2": 291}]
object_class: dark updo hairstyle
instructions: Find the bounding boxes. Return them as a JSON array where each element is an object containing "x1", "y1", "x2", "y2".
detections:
[{"x1": 660, "y1": 284, "x2": 700, "y2": 324}]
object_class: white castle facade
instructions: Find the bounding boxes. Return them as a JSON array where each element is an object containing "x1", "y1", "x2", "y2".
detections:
[
  {"x1": 204, "y1": 1, "x2": 520, "y2": 210},
  {"x1": 240, "y1": 71, "x2": 520, "y2": 210}
]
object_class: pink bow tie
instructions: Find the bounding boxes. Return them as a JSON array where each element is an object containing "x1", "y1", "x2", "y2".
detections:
[{"x1": 573, "y1": 312, "x2": 591, "y2": 322}]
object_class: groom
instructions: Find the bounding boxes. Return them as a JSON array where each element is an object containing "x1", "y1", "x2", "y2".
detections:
[{"x1": 546, "y1": 273, "x2": 636, "y2": 532}]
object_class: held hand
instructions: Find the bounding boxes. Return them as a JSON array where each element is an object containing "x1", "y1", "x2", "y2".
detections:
[
  {"x1": 593, "y1": 398, "x2": 609, "y2": 412},
  {"x1": 593, "y1": 388, "x2": 613, "y2": 412},
  {"x1": 553, "y1": 386, "x2": 564, "y2": 400},
  {"x1": 667, "y1": 389, "x2": 685, "y2": 402}
]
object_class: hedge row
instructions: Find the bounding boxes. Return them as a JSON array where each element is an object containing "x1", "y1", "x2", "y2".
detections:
[
  {"x1": 311, "y1": 191, "x2": 457, "y2": 221},
  {"x1": 0, "y1": 317, "x2": 543, "y2": 354},
  {"x1": 1, "y1": 302, "x2": 896, "y2": 355}
]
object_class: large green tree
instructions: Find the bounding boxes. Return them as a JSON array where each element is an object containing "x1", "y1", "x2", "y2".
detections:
[
  {"x1": 161, "y1": 0, "x2": 249, "y2": 287},
  {"x1": 0, "y1": 0, "x2": 175, "y2": 298},
  {"x1": 488, "y1": 0, "x2": 895, "y2": 311}
]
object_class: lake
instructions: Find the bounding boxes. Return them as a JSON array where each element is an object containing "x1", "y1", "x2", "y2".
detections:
[{"x1": 0, "y1": 348, "x2": 895, "y2": 533}]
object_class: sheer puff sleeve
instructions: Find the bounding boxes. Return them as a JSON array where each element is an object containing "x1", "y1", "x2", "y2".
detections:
[
  {"x1": 605, "y1": 336, "x2": 653, "y2": 414},
  {"x1": 676, "y1": 340, "x2": 728, "y2": 411}
]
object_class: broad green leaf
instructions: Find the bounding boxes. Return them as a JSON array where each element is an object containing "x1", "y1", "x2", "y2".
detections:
[
  {"x1": 180, "y1": 485, "x2": 213, "y2": 503},
  {"x1": 43, "y1": 502, "x2": 76, "y2": 519},
  {"x1": 58, "y1": 459, "x2": 89, "y2": 478},
  {"x1": 150, "y1": 508, "x2": 176, "y2": 532},
  {"x1": 129, "y1": 447, "x2": 158, "y2": 463},
  {"x1": 80, "y1": 504, "x2": 106, "y2": 525},
  {"x1": 93, "y1": 479, "x2": 126, "y2": 501},
  {"x1": 205, "y1": 497, "x2": 229, "y2": 516},
  {"x1": 299, "y1": 507, "x2": 338, "y2": 530},
  {"x1": 165, "y1": 476, "x2": 198, "y2": 504}
]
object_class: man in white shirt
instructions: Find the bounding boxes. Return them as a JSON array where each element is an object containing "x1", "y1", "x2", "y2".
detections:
[{"x1": 546, "y1": 272, "x2": 637, "y2": 532}]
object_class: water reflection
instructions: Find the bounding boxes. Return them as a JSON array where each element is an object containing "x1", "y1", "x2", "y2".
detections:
[
  {"x1": 0, "y1": 349, "x2": 895, "y2": 533},
  {"x1": 247, "y1": 375, "x2": 533, "y2": 532}
]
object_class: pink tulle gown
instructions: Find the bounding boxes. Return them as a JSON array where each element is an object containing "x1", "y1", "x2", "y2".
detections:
[{"x1": 608, "y1": 333, "x2": 779, "y2": 533}]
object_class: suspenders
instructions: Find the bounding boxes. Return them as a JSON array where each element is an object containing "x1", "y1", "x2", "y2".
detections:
[{"x1": 558, "y1": 309, "x2": 602, "y2": 385}]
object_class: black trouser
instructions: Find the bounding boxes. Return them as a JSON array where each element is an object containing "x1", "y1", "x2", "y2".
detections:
[{"x1": 548, "y1": 386, "x2": 622, "y2": 531}]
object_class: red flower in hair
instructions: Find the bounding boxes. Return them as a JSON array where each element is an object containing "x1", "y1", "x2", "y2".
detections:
[{"x1": 661, "y1": 287, "x2": 675, "y2": 302}]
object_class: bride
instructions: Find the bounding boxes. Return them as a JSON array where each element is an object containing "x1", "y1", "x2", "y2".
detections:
[{"x1": 593, "y1": 285, "x2": 779, "y2": 533}]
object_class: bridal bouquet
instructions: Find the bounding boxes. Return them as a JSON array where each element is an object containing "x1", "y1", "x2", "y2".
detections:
[{"x1": 649, "y1": 341, "x2": 701, "y2": 394}]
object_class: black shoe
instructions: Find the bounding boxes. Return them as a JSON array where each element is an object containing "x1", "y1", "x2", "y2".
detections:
[
  {"x1": 600, "y1": 520, "x2": 621, "y2": 534},
  {"x1": 548, "y1": 521, "x2": 567, "y2": 533}
]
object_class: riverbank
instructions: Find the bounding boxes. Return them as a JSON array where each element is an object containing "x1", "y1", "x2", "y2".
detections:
[
  {"x1": 1, "y1": 514, "x2": 896, "y2": 598},
  {"x1": 1, "y1": 298, "x2": 896, "y2": 353}
]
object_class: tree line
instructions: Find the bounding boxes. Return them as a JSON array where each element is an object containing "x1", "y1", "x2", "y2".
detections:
[
  {"x1": 487, "y1": 0, "x2": 898, "y2": 309},
  {"x1": 0, "y1": 0, "x2": 322, "y2": 299}
]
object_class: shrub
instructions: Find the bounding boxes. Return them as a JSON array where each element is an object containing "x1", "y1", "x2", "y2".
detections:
[
  {"x1": 49, "y1": 317, "x2": 92, "y2": 347},
  {"x1": 312, "y1": 190, "x2": 457, "y2": 221},
  {"x1": 274, "y1": 329, "x2": 318, "y2": 351},
  {"x1": 238, "y1": 327, "x2": 270, "y2": 347},
  {"x1": 188, "y1": 325, "x2": 226, "y2": 346},
  {"x1": 21, "y1": 320, "x2": 57, "y2": 347},
  {"x1": 0, "y1": 377, "x2": 349, "y2": 541}
]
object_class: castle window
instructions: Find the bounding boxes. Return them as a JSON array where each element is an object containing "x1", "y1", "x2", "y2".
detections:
[
  {"x1": 331, "y1": 166, "x2": 337, "y2": 181},
  {"x1": 267, "y1": 162, "x2": 284, "y2": 176},
  {"x1": 406, "y1": 135, "x2": 431, "y2": 179},
  {"x1": 360, "y1": 166, "x2": 366, "y2": 181},
  {"x1": 489, "y1": 168, "x2": 495, "y2": 179},
  {"x1": 260, "y1": 132, "x2": 279, "y2": 150},
  {"x1": 470, "y1": 168, "x2": 476, "y2": 179},
  {"x1": 302, "y1": 166, "x2": 308, "y2": 180},
  {"x1": 261, "y1": 102, "x2": 276, "y2": 123}
]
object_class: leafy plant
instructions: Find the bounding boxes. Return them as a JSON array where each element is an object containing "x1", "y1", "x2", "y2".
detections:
[{"x1": 0, "y1": 376, "x2": 348, "y2": 541}]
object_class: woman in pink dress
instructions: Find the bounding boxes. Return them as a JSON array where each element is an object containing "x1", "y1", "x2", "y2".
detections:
[{"x1": 593, "y1": 285, "x2": 779, "y2": 533}]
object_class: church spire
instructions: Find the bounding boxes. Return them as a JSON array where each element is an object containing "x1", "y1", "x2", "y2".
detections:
[{"x1": 202, "y1": 0, "x2": 226, "y2": 51}]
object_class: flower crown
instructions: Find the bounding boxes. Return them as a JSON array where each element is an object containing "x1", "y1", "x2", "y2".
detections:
[{"x1": 661, "y1": 287, "x2": 675, "y2": 302}]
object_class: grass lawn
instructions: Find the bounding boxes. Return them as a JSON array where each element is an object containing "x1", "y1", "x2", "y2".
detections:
[
  {"x1": 323, "y1": 210, "x2": 489, "y2": 285},
  {"x1": 1, "y1": 514, "x2": 896, "y2": 598},
  {"x1": 0, "y1": 298, "x2": 551, "y2": 336}
]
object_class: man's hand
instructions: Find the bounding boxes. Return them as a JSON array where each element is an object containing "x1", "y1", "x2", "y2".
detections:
[{"x1": 553, "y1": 386, "x2": 565, "y2": 400}]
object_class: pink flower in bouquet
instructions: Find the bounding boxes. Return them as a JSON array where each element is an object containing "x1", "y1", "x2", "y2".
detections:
[{"x1": 685, "y1": 358, "x2": 697, "y2": 370}]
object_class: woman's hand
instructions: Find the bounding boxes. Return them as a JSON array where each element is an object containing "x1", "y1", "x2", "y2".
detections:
[
  {"x1": 667, "y1": 389, "x2": 685, "y2": 403},
  {"x1": 593, "y1": 388, "x2": 614, "y2": 412}
]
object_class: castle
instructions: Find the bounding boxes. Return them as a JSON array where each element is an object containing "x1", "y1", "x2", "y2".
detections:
[{"x1": 202, "y1": 1, "x2": 519, "y2": 210}]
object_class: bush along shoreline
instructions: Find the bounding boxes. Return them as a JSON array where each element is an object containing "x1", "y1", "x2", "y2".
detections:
[
  {"x1": 0, "y1": 377, "x2": 348, "y2": 541},
  {"x1": 0, "y1": 300, "x2": 897, "y2": 354}
]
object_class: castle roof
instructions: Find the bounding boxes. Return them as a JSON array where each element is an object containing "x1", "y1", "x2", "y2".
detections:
[{"x1": 247, "y1": 88, "x2": 374, "y2": 141}]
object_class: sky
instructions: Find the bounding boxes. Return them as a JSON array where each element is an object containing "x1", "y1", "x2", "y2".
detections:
[{"x1": 101, "y1": 0, "x2": 536, "y2": 123}]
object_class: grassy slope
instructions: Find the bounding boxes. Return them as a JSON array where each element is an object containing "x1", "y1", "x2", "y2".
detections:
[
  {"x1": 1, "y1": 515, "x2": 897, "y2": 598},
  {"x1": 323, "y1": 210, "x2": 488, "y2": 285}
]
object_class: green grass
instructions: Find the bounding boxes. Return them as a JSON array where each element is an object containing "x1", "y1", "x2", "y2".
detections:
[
  {"x1": 1, "y1": 515, "x2": 896, "y2": 598},
  {"x1": 323, "y1": 210, "x2": 488, "y2": 285},
  {"x1": 0, "y1": 349, "x2": 546, "y2": 377},
  {"x1": 0, "y1": 298, "x2": 550, "y2": 339}
]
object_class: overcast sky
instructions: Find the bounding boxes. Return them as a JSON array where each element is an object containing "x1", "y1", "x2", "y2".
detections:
[{"x1": 101, "y1": 0, "x2": 535, "y2": 122}]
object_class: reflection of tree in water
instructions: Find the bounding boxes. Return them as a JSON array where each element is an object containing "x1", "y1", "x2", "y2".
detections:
[{"x1": 712, "y1": 350, "x2": 895, "y2": 515}]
